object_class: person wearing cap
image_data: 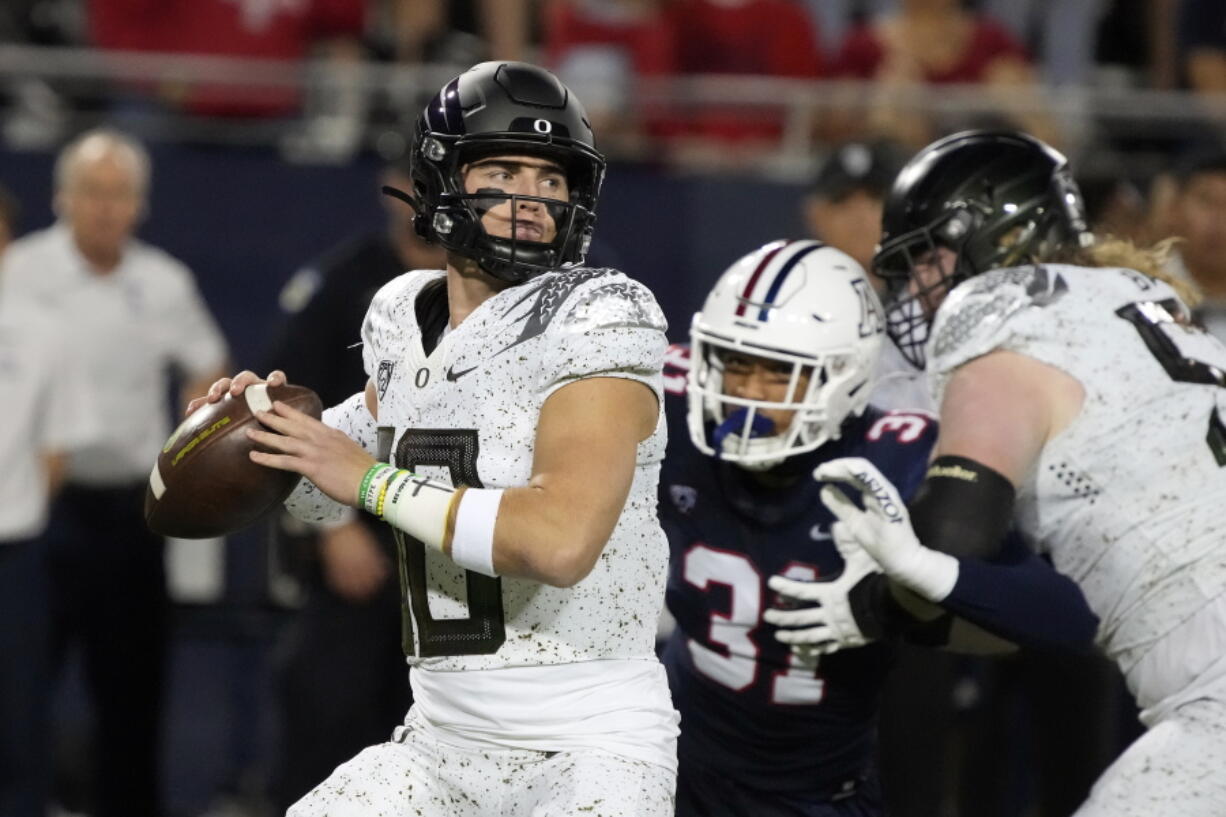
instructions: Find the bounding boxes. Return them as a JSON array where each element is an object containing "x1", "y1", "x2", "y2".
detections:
[
  {"x1": 803, "y1": 141, "x2": 961, "y2": 817},
  {"x1": 803, "y1": 140, "x2": 931, "y2": 414},
  {"x1": 803, "y1": 140, "x2": 906, "y2": 288}
]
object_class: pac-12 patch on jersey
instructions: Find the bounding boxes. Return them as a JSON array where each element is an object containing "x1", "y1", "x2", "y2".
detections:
[{"x1": 376, "y1": 359, "x2": 395, "y2": 399}]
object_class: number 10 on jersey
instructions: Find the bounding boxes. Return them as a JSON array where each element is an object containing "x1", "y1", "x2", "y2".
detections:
[{"x1": 378, "y1": 427, "x2": 507, "y2": 658}]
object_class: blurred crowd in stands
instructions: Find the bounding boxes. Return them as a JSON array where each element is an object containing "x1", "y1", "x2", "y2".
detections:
[{"x1": 0, "y1": 0, "x2": 1224, "y2": 169}]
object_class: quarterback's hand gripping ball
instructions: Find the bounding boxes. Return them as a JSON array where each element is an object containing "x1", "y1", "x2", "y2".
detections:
[{"x1": 145, "y1": 383, "x2": 322, "y2": 538}]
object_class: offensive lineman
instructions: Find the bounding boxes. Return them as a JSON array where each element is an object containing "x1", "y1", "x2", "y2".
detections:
[
  {"x1": 191, "y1": 62, "x2": 677, "y2": 816},
  {"x1": 805, "y1": 130, "x2": 1226, "y2": 816}
]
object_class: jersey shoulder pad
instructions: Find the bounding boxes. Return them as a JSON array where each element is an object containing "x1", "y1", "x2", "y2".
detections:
[
  {"x1": 360, "y1": 269, "x2": 442, "y2": 365},
  {"x1": 660, "y1": 345, "x2": 694, "y2": 465},
  {"x1": 551, "y1": 267, "x2": 668, "y2": 336},
  {"x1": 928, "y1": 264, "x2": 1069, "y2": 378},
  {"x1": 494, "y1": 267, "x2": 665, "y2": 352}
]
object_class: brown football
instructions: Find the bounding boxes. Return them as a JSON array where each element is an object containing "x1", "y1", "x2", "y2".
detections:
[{"x1": 145, "y1": 383, "x2": 323, "y2": 538}]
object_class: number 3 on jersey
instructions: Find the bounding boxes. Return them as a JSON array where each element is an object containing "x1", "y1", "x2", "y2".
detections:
[
  {"x1": 377, "y1": 427, "x2": 507, "y2": 657},
  {"x1": 684, "y1": 544, "x2": 825, "y2": 705}
]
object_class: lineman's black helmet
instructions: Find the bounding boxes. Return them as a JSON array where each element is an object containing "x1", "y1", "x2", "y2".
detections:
[{"x1": 873, "y1": 129, "x2": 1092, "y2": 367}]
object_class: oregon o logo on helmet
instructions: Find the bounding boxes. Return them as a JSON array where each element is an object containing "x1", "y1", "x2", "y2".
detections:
[{"x1": 534, "y1": 119, "x2": 553, "y2": 134}]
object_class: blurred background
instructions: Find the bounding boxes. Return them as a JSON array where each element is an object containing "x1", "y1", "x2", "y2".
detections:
[{"x1": 2, "y1": 0, "x2": 1225, "y2": 815}]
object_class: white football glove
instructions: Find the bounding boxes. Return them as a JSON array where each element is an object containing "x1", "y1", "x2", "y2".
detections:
[
  {"x1": 815, "y1": 457, "x2": 959, "y2": 603},
  {"x1": 764, "y1": 527, "x2": 883, "y2": 655}
]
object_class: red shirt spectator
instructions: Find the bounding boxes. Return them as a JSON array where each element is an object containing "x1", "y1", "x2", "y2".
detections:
[
  {"x1": 820, "y1": 0, "x2": 1052, "y2": 149},
  {"x1": 542, "y1": 0, "x2": 678, "y2": 152},
  {"x1": 662, "y1": 0, "x2": 824, "y2": 144},
  {"x1": 668, "y1": 0, "x2": 823, "y2": 79},
  {"x1": 835, "y1": 16, "x2": 1027, "y2": 83},
  {"x1": 543, "y1": 0, "x2": 676, "y2": 80},
  {"x1": 88, "y1": 0, "x2": 366, "y2": 117}
]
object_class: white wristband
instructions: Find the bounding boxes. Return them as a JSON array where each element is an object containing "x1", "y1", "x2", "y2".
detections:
[
  {"x1": 451, "y1": 488, "x2": 503, "y2": 577},
  {"x1": 380, "y1": 471, "x2": 459, "y2": 551}
]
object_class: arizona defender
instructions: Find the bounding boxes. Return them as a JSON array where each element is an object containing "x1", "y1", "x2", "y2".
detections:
[{"x1": 659, "y1": 241, "x2": 937, "y2": 815}]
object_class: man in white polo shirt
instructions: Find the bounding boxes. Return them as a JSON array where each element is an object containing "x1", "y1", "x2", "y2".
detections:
[
  {"x1": 0, "y1": 294, "x2": 99, "y2": 817},
  {"x1": 0, "y1": 128, "x2": 228, "y2": 817}
]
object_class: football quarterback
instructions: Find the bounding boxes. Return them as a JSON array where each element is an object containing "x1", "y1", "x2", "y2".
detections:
[{"x1": 191, "y1": 61, "x2": 678, "y2": 817}]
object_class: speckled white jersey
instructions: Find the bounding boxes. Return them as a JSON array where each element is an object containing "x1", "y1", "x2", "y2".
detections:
[
  {"x1": 928, "y1": 263, "x2": 1226, "y2": 716},
  {"x1": 355, "y1": 266, "x2": 669, "y2": 673}
]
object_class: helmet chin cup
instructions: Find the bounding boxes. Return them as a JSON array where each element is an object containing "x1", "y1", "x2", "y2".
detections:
[{"x1": 712, "y1": 407, "x2": 781, "y2": 469}]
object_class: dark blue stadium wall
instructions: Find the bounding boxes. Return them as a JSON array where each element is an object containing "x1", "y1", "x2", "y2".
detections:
[{"x1": 0, "y1": 144, "x2": 808, "y2": 361}]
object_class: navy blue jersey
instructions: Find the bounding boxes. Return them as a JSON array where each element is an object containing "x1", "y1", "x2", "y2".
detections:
[{"x1": 660, "y1": 345, "x2": 937, "y2": 796}]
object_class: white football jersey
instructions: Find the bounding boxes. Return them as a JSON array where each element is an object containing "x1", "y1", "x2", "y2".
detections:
[
  {"x1": 928, "y1": 263, "x2": 1226, "y2": 710},
  {"x1": 353, "y1": 266, "x2": 669, "y2": 673}
]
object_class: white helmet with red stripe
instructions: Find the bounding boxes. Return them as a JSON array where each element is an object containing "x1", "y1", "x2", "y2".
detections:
[{"x1": 688, "y1": 239, "x2": 885, "y2": 470}]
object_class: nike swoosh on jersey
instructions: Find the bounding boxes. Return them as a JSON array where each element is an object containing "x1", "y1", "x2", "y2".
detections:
[{"x1": 446, "y1": 364, "x2": 479, "y2": 382}]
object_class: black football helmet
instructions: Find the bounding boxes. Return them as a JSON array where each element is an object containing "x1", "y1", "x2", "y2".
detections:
[
  {"x1": 872, "y1": 129, "x2": 1093, "y2": 368},
  {"x1": 398, "y1": 61, "x2": 606, "y2": 284}
]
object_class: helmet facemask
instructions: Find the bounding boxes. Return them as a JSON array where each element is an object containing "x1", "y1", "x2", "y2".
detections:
[
  {"x1": 875, "y1": 208, "x2": 975, "y2": 369},
  {"x1": 687, "y1": 334, "x2": 871, "y2": 472},
  {"x1": 412, "y1": 128, "x2": 604, "y2": 284},
  {"x1": 872, "y1": 129, "x2": 1099, "y2": 370},
  {"x1": 874, "y1": 166, "x2": 1086, "y2": 369},
  {"x1": 686, "y1": 240, "x2": 883, "y2": 472}
]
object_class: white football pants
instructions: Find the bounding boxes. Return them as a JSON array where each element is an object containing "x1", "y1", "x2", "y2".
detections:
[
  {"x1": 1074, "y1": 696, "x2": 1226, "y2": 817},
  {"x1": 287, "y1": 712, "x2": 675, "y2": 817}
]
